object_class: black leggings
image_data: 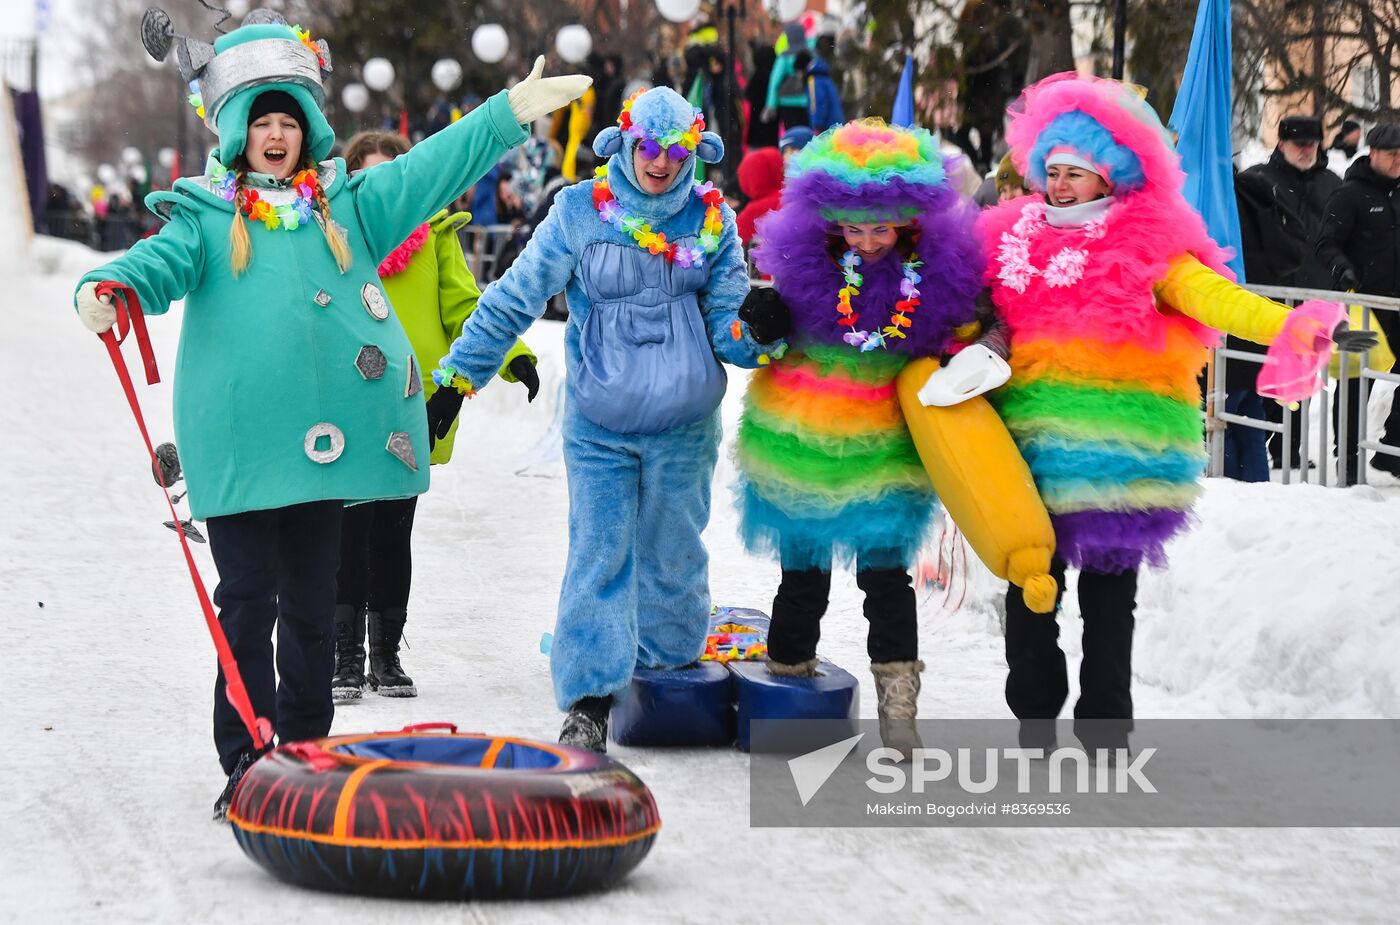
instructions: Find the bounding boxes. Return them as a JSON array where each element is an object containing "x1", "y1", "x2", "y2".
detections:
[
  {"x1": 768, "y1": 551, "x2": 918, "y2": 665},
  {"x1": 335, "y1": 497, "x2": 418, "y2": 612},
  {"x1": 206, "y1": 500, "x2": 344, "y2": 774},
  {"x1": 1004, "y1": 558, "x2": 1137, "y2": 747}
]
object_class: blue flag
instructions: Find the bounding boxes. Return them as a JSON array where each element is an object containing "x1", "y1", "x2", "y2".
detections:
[
  {"x1": 891, "y1": 55, "x2": 914, "y2": 128},
  {"x1": 1168, "y1": 0, "x2": 1245, "y2": 281}
]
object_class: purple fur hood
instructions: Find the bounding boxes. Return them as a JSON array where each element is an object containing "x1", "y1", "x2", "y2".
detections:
[{"x1": 751, "y1": 171, "x2": 985, "y2": 355}]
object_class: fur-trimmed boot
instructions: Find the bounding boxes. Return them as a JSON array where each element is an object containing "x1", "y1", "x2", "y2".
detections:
[
  {"x1": 331, "y1": 604, "x2": 366, "y2": 704},
  {"x1": 559, "y1": 695, "x2": 611, "y2": 753},
  {"x1": 367, "y1": 608, "x2": 417, "y2": 697},
  {"x1": 871, "y1": 660, "x2": 925, "y2": 759},
  {"x1": 767, "y1": 657, "x2": 820, "y2": 677}
]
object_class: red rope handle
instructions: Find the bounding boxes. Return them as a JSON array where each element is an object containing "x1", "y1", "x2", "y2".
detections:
[{"x1": 96, "y1": 283, "x2": 271, "y2": 751}]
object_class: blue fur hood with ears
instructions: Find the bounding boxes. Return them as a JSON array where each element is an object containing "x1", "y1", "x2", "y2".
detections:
[{"x1": 592, "y1": 86, "x2": 724, "y2": 224}]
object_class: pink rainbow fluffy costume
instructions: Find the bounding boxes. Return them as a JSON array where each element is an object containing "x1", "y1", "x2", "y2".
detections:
[
  {"x1": 735, "y1": 120, "x2": 984, "y2": 736},
  {"x1": 979, "y1": 75, "x2": 1335, "y2": 749}
]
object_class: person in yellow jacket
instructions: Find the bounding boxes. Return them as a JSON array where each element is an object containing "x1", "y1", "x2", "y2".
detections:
[
  {"x1": 977, "y1": 75, "x2": 1375, "y2": 755},
  {"x1": 331, "y1": 131, "x2": 540, "y2": 702}
]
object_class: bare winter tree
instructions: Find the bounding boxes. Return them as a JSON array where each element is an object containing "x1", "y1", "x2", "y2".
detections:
[{"x1": 1236, "y1": 0, "x2": 1400, "y2": 126}]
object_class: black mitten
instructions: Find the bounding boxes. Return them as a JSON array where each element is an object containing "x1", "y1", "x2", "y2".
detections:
[
  {"x1": 425, "y1": 386, "x2": 465, "y2": 448},
  {"x1": 738, "y1": 287, "x2": 791, "y2": 344},
  {"x1": 508, "y1": 355, "x2": 540, "y2": 402}
]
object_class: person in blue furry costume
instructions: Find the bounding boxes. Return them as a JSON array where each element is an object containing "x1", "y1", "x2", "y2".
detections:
[{"x1": 430, "y1": 87, "x2": 785, "y2": 751}]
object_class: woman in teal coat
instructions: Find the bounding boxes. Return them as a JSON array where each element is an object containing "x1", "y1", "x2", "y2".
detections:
[
  {"x1": 330, "y1": 131, "x2": 541, "y2": 703},
  {"x1": 72, "y1": 10, "x2": 587, "y2": 818}
]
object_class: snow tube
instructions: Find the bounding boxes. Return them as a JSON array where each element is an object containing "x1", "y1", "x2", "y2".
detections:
[
  {"x1": 730, "y1": 659, "x2": 859, "y2": 753},
  {"x1": 611, "y1": 662, "x2": 735, "y2": 747},
  {"x1": 609, "y1": 607, "x2": 859, "y2": 751},
  {"x1": 896, "y1": 357, "x2": 1058, "y2": 614},
  {"x1": 227, "y1": 724, "x2": 660, "y2": 900}
]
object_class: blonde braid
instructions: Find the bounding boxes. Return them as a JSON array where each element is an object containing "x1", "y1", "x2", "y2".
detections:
[
  {"x1": 316, "y1": 185, "x2": 353, "y2": 273},
  {"x1": 227, "y1": 167, "x2": 252, "y2": 277},
  {"x1": 307, "y1": 155, "x2": 352, "y2": 273}
]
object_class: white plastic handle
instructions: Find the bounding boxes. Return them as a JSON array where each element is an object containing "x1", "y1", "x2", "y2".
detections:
[{"x1": 917, "y1": 344, "x2": 1012, "y2": 407}]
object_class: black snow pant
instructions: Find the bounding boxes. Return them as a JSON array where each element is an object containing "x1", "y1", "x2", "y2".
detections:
[
  {"x1": 336, "y1": 496, "x2": 418, "y2": 612},
  {"x1": 1004, "y1": 558, "x2": 1137, "y2": 751},
  {"x1": 769, "y1": 550, "x2": 918, "y2": 665},
  {"x1": 205, "y1": 500, "x2": 343, "y2": 775}
]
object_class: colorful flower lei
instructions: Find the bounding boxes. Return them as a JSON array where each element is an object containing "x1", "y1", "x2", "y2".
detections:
[
  {"x1": 432, "y1": 365, "x2": 476, "y2": 397},
  {"x1": 592, "y1": 166, "x2": 724, "y2": 267},
  {"x1": 211, "y1": 163, "x2": 322, "y2": 231},
  {"x1": 618, "y1": 90, "x2": 706, "y2": 161},
  {"x1": 835, "y1": 248, "x2": 923, "y2": 352}
]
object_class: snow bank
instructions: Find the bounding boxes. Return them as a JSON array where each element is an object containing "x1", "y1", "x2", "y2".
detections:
[{"x1": 1137, "y1": 479, "x2": 1400, "y2": 717}]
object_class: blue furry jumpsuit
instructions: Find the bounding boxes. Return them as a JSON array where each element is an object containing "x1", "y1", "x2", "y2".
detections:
[{"x1": 439, "y1": 89, "x2": 779, "y2": 710}]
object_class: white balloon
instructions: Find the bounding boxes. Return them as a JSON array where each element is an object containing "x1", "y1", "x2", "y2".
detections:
[
  {"x1": 471, "y1": 24, "x2": 509, "y2": 64},
  {"x1": 656, "y1": 0, "x2": 702, "y2": 22},
  {"x1": 226, "y1": 0, "x2": 250, "y2": 18},
  {"x1": 97, "y1": 163, "x2": 118, "y2": 185},
  {"x1": 431, "y1": 58, "x2": 463, "y2": 93},
  {"x1": 362, "y1": 57, "x2": 396, "y2": 92},
  {"x1": 341, "y1": 82, "x2": 369, "y2": 113},
  {"x1": 555, "y1": 25, "x2": 592, "y2": 65},
  {"x1": 157, "y1": 147, "x2": 176, "y2": 169},
  {"x1": 121, "y1": 146, "x2": 143, "y2": 166},
  {"x1": 775, "y1": 0, "x2": 807, "y2": 22},
  {"x1": 130, "y1": 165, "x2": 149, "y2": 184}
]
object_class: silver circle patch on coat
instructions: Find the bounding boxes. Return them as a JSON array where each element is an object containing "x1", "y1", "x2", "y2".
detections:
[
  {"x1": 304, "y1": 422, "x2": 345, "y2": 464},
  {"x1": 361, "y1": 283, "x2": 389, "y2": 321}
]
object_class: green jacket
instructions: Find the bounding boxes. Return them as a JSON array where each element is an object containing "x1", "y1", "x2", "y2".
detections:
[
  {"x1": 380, "y1": 210, "x2": 535, "y2": 464},
  {"x1": 76, "y1": 91, "x2": 527, "y2": 519}
]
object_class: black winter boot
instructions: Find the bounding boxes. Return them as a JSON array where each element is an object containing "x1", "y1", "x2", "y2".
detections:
[
  {"x1": 559, "y1": 696, "x2": 611, "y2": 753},
  {"x1": 331, "y1": 604, "x2": 366, "y2": 704},
  {"x1": 213, "y1": 748, "x2": 262, "y2": 823},
  {"x1": 367, "y1": 608, "x2": 417, "y2": 697}
]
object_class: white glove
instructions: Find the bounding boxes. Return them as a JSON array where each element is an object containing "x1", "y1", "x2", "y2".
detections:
[
  {"x1": 507, "y1": 56, "x2": 592, "y2": 125},
  {"x1": 76, "y1": 281, "x2": 117, "y2": 334},
  {"x1": 917, "y1": 344, "x2": 1011, "y2": 407}
]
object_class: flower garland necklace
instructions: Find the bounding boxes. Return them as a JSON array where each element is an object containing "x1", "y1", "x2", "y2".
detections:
[
  {"x1": 835, "y1": 249, "x2": 923, "y2": 352},
  {"x1": 996, "y1": 200, "x2": 1107, "y2": 294},
  {"x1": 592, "y1": 165, "x2": 724, "y2": 268},
  {"x1": 211, "y1": 162, "x2": 322, "y2": 232}
]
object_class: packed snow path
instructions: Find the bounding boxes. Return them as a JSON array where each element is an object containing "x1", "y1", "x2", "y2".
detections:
[{"x1": 5, "y1": 242, "x2": 1398, "y2": 922}]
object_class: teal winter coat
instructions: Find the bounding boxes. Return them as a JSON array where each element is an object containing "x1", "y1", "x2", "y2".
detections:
[{"x1": 76, "y1": 91, "x2": 527, "y2": 520}]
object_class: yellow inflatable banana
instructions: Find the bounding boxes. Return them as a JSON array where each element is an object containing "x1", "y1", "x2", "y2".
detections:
[{"x1": 896, "y1": 357, "x2": 1058, "y2": 613}]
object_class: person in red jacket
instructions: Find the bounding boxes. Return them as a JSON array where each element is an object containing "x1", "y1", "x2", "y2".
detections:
[{"x1": 736, "y1": 146, "x2": 784, "y2": 248}]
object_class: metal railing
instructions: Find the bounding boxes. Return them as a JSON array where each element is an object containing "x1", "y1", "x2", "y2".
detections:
[
  {"x1": 457, "y1": 223, "x2": 528, "y2": 284},
  {"x1": 1207, "y1": 285, "x2": 1399, "y2": 487}
]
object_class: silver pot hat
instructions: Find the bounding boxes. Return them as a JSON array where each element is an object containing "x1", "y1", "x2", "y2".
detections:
[{"x1": 141, "y1": 7, "x2": 336, "y2": 163}]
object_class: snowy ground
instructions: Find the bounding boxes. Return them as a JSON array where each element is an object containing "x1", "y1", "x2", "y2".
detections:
[{"x1": 5, "y1": 239, "x2": 1400, "y2": 923}]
